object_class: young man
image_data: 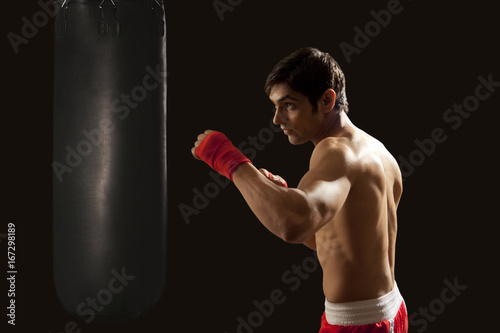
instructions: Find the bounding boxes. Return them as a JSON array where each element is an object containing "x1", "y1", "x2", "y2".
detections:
[{"x1": 191, "y1": 47, "x2": 408, "y2": 333}]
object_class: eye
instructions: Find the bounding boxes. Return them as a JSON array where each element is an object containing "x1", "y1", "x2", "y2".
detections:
[{"x1": 285, "y1": 102, "x2": 295, "y2": 110}]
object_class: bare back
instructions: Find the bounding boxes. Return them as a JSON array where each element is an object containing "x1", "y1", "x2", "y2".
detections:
[{"x1": 304, "y1": 126, "x2": 402, "y2": 303}]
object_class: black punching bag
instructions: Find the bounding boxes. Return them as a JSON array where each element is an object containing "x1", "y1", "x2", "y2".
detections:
[{"x1": 52, "y1": 0, "x2": 166, "y2": 323}]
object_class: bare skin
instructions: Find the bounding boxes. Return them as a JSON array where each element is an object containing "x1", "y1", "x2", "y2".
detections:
[{"x1": 192, "y1": 82, "x2": 402, "y2": 303}]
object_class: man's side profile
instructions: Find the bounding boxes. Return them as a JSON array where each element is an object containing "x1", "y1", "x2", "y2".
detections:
[{"x1": 191, "y1": 47, "x2": 408, "y2": 333}]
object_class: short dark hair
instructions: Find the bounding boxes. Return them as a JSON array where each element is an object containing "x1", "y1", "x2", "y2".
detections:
[{"x1": 264, "y1": 47, "x2": 348, "y2": 113}]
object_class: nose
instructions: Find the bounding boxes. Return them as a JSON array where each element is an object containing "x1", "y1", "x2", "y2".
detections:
[{"x1": 273, "y1": 108, "x2": 284, "y2": 126}]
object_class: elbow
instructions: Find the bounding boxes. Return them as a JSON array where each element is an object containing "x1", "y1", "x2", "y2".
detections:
[
  {"x1": 273, "y1": 189, "x2": 320, "y2": 244},
  {"x1": 279, "y1": 213, "x2": 316, "y2": 244},
  {"x1": 278, "y1": 201, "x2": 333, "y2": 244},
  {"x1": 281, "y1": 229, "x2": 308, "y2": 244}
]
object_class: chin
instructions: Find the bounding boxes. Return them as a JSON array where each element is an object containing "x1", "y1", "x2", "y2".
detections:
[{"x1": 288, "y1": 136, "x2": 306, "y2": 145}]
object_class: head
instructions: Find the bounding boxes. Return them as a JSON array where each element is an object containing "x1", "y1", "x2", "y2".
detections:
[{"x1": 265, "y1": 47, "x2": 348, "y2": 145}]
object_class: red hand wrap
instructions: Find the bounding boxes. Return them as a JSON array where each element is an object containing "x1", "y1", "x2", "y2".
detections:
[{"x1": 196, "y1": 131, "x2": 251, "y2": 181}]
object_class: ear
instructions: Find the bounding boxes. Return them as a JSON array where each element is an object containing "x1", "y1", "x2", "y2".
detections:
[{"x1": 319, "y1": 89, "x2": 336, "y2": 113}]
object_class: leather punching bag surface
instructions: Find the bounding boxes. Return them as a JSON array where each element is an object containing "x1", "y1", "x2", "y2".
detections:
[{"x1": 52, "y1": 0, "x2": 166, "y2": 323}]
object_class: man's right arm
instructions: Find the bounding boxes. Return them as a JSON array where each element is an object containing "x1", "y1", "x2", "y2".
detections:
[
  {"x1": 232, "y1": 139, "x2": 351, "y2": 244},
  {"x1": 192, "y1": 130, "x2": 351, "y2": 245}
]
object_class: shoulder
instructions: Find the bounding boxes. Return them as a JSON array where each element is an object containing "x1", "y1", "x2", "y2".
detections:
[
  {"x1": 308, "y1": 137, "x2": 354, "y2": 180},
  {"x1": 298, "y1": 137, "x2": 353, "y2": 194},
  {"x1": 312, "y1": 137, "x2": 352, "y2": 160}
]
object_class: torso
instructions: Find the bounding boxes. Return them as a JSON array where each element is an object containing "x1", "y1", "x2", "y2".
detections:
[{"x1": 305, "y1": 126, "x2": 402, "y2": 303}]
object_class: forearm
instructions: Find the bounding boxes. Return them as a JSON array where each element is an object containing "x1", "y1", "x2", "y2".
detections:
[{"x1": 232, "y1": 163, "x2": 314, "y2": 243}]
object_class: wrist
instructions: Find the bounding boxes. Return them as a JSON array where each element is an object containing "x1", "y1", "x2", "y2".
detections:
[
  {"x1": 195, "y1": 131, "x2": 252, "y2": 181},
  {"x1": 232, "y1": 161, "x2": 253, "y2": 181}
]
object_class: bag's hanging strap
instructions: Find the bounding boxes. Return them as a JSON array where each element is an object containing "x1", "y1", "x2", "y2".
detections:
[
  {"x1": 98, "y1": 0, "x2": 120, "y2": 36},
  {"x1": 99, "y1": 0, "x2": 116, "y2": 7},
  {"x1": 151, "y1": 0, "x2": 165, "y2": 37},
  {"x1": 55, "y1": 0, "x2": 69, "y2": 38}
]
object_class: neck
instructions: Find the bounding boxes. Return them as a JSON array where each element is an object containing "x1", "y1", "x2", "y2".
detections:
[{"x1": 312, "y1": 111, "x2": 351, "y2": 146}]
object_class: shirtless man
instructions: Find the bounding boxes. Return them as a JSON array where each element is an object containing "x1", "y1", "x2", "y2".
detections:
[{"x1": 191, "y1": 47, "x2": 408, "y2": 333}]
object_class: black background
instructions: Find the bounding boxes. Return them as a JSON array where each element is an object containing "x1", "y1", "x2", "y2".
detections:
[{"x1": 2, "y1": 0, "x2": 498, "y2": 332}]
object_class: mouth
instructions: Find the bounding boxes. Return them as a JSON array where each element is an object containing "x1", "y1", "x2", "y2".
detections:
[{"x1": 282, "y1": 128, "x2": 293, "y2": 135}]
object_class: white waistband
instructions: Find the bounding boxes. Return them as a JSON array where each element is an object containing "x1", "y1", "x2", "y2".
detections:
[{"x1": 324, "y1": 282, "x2": 403, "y2": 326}]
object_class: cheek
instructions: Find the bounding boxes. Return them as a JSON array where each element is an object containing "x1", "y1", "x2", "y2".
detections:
[
  {"x1": 292, "y1": 112, "x2": 312, "y2": 131},
  {"x1": 288, "y1": 112, "x2": 302, "y2": 127}
]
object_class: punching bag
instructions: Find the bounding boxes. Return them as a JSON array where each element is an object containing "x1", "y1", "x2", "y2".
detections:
[{"x1": 52, "y1": 0, "x2": 166, "y2": 323}]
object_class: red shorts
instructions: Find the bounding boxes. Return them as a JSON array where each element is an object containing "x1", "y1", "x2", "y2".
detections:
[{"x1": 319, "y1": 283, "x2": 408, "y2": 333}]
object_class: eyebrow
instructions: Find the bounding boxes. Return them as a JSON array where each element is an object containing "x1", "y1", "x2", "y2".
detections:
[{"x1": 275, "y1": 94, "x2": 298, "y2": 104}]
